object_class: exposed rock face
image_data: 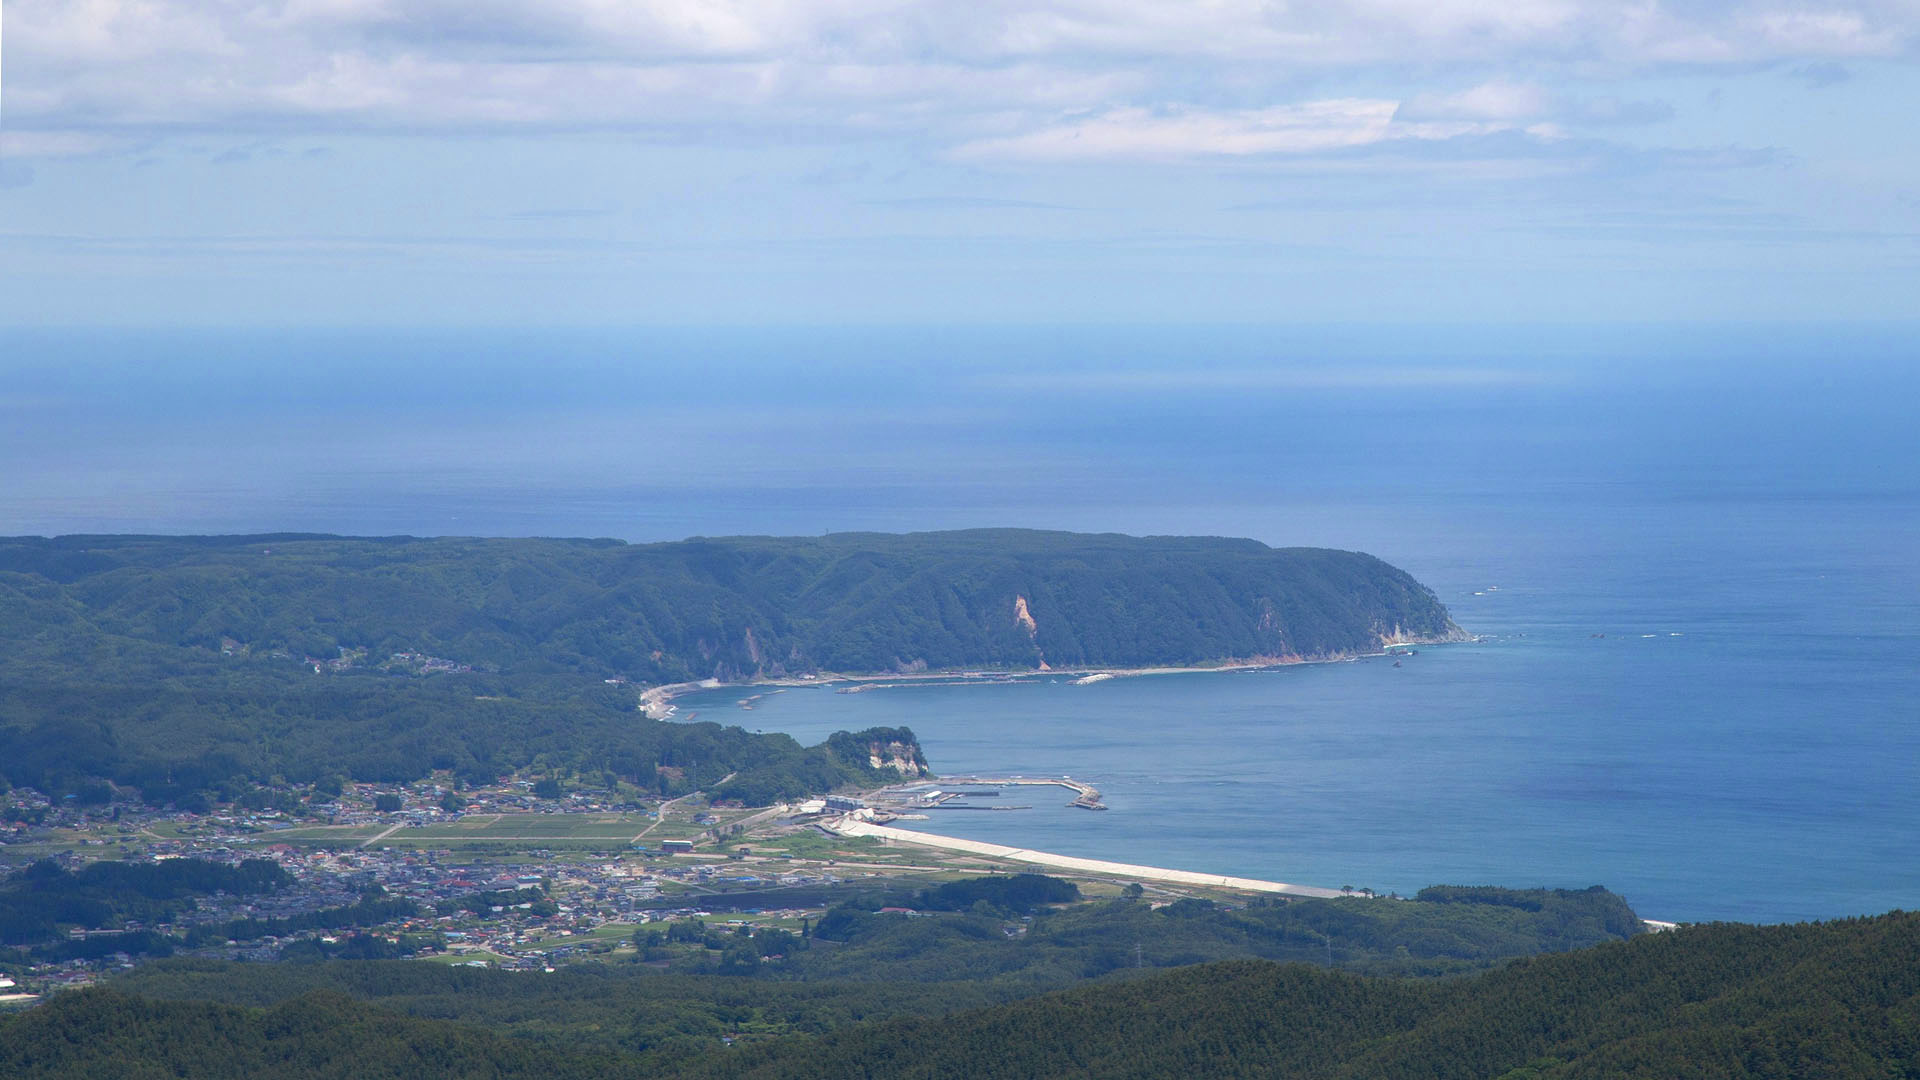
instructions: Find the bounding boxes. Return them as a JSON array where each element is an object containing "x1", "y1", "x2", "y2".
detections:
[
  {"x1": 828, "y1": 727, "x2": 928, "y2": 777},
  {"x1": 1375, "y1": 621, "x2": 1473, "y2": 647},
  {"x1": 868, "y1": 739, "x2": 927, "y2": 776},
  {"x1": 1013, "y1": 594, "x2": 1050, "y2": 669}
]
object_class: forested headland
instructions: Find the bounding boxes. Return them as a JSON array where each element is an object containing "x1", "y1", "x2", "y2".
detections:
[
  {"x1": 0, "y1": 529, "x2": 1459, "y2": 679},
  {"x1": 0, "y1": 530, "x2": 1459, "y2": 806}
]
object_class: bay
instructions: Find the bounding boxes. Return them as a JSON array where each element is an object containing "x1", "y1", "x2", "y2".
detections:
[{"x1": 677, "y1": 492, "x2": 1920, "y2": 925}]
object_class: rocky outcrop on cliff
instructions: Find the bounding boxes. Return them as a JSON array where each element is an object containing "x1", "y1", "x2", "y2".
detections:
[{"x1": 826, "y1": 727, "x2": 928, "y2": 777}]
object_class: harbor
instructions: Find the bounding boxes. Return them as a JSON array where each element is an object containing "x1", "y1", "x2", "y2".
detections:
[{"x1": 865, "y1": 776, "x2": 1108, "y2": 813}]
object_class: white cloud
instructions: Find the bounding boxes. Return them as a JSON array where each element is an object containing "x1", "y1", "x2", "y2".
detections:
[
  {"x1": 956, "y1": 102, "x2": 1400, "y2": 161},
  {"x1": 1752, "y1": 10, "x2": 1904, "y2": 54},
  {"x1": 0, "y1": 131, "x2": 118, "y2": 157},
  {"x1": 1395, "y1": 81, "x2": 1553, "y2": 122},
  {"x1": 955, "y1": 100, "x2": 1534, "y2": 161},
  {"x1": 1396, "y1": 83, "x2": 1675, "y2": 131},
  {"x1": 2, "y1": 0, "x2": 1913, "y2": 151},
  {"x1": 6, "y1": 0, "x2": 241, "y2": 63}
]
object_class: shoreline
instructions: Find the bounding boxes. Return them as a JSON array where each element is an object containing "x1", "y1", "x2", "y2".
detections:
[
  {"x1": 646, "y1": 637, "x2": 1500, "y2": 911},
  {"x1": 639, "y1": 634, "x2": 1469, "y2": 719},
  {"x1": 825, "y1": 817, "x2": 1677, "y2": 926}
]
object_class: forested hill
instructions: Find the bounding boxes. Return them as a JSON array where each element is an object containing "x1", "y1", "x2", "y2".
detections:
[
  {"x1": 0, "y1": 530, "x2": 1455, "y2": 801},
  {"x1": 704, "y1": 910, "x2": 1920, "y2": 1079},
  {"x1": 5, "y1": 910, "x2": 1917, "y2": 1079},
  {"x1": 0, "y1": 529, "x2": 1460, "y2": 682}
]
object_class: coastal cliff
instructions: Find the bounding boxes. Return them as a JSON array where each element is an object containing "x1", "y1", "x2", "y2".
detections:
[{"x1": 827, "y1": 726, "x2": 928, "y2": 777}]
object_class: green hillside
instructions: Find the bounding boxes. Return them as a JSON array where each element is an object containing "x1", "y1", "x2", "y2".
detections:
[
  {"x1": 705, "y1": 909, "x2": 1920, "y2": 1078},
  {"x1": 102, "y1": 883, "x2": 1645, "y2": 1008},
  {"x1": 0, "y1": 529, "x2": 1460, "y2": 681},
  {"x1": 0, "y1": 987, "x2": 634, "y2": 1080},
  {"x1": 5, "y1": 910, "x2": 1915, "y2": 1079}
]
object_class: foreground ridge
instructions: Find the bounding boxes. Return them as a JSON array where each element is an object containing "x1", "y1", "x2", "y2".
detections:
[{"x1": 4, "y1": 910, "x2": 1915, "y2": 1079}]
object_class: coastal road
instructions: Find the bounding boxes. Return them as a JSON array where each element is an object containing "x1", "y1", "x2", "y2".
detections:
[{"x1": 725, "y1": 805, "x2": 789, "y2": 833}]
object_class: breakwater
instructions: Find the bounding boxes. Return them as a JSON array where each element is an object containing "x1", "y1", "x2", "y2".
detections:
[{"x1": 923, "y1": 776, "x2": 1108, "y2": 811}]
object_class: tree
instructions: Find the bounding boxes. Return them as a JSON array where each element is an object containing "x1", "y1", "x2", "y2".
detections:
[{"x1": 718, "y1": 939, "x2": 760, "y2": 975}]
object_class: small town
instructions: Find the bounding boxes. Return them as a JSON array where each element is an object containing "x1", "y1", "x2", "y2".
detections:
[
  {"x1": 2, "y1": 776, "x2": 842, "y2": 999},
  {"x1": 0, "y1": 771, "x2": 1193, "y2": 1005}
]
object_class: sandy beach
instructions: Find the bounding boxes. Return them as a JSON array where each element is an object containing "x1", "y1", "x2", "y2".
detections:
[{"x1": 828, "y1": 816, "x2": 1346, "y2": 898}]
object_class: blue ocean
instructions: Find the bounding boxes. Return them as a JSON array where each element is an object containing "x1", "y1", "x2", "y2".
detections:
[{"x1": 5, "y1": 325, "x2": 1916, "y2": 923}]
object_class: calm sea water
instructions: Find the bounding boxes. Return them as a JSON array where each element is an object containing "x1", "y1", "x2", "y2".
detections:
[
  {"x1": 676, "y1": 492, "x2": 1920, "y2": 925},
  {"x1": 5, "y1": 325, "x2": 1917, "y2": 923}
]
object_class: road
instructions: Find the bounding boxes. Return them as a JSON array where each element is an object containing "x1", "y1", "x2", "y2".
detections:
[
  {"x1": 630, "y1": 777, "x2": 734, "y2": 844},
  {"x1": 359, "y1": 823, "x2": 404, "y2": 849}
]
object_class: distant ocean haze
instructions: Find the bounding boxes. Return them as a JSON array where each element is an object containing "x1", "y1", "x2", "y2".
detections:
[{"x1": 2, "y1": 324, "x2": 1912, "y2": 550}]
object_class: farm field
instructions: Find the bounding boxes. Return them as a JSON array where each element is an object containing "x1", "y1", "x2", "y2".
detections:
[{"x1": 260, "y1": 810, "x2": 774, "y2": 853}]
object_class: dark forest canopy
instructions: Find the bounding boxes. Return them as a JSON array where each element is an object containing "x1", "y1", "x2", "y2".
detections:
[
  {"x1": 701, "y1": 910, "x2": 1920, "y2": 1080},
  {"x1": 0, "y1": 529, "x2": 1461, "y2": 680},
  {"x1": 6, "y1": 910, "x2": 1918, "y2": 1079},
  {"x1": 0, "y1": 681, "x2": 918, "y2": 806},
  {"x1": 0, "y1": 857, "x2": 288, "y2": 952}
]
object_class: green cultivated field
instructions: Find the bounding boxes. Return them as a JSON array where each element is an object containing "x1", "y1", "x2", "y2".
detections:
[
  {"x1": 409, "y1": 813, "x2": 644, "y2": 838},
  {"x1": 268, "y1": 826, "x2": 386, "y2": 845},
  {"x1": 262, "y1": 812, "x2": 773, "y2": 853}
]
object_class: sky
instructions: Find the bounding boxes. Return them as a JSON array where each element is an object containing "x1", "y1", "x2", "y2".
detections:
[{"x1": 2, "y1": 1, "x2": 1919, "y2": 325}]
